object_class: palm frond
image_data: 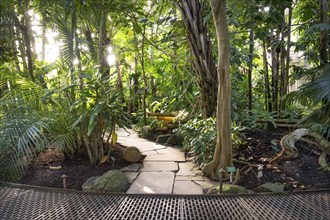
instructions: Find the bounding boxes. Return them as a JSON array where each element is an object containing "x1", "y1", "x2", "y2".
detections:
[
  {"x1": 286, "y1": 63, "x2": 330, "y2": 111},
  {"x1": 0, "y1": 115, "x2": 50, "y2": 180}
]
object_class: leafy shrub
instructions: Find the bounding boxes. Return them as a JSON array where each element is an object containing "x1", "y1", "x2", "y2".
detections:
[{"x1": 176, "y1": 117, "x2": 244, "y2": 165}]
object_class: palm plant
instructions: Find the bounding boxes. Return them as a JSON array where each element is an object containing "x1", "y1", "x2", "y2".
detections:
[
  {"x1": 0, "y1": 69, "x2": 50, "y2": 180},
  {"x1": 286, "y1": 63, "x2": 330, "y2": 139}
]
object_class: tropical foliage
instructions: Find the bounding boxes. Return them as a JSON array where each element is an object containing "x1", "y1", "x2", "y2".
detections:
[{"x1": 0, "y1": 0, "x2": 329, "y2": 180}]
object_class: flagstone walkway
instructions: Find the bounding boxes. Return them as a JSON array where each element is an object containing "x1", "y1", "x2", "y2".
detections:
[{"x1": 116, "y1": 128, "x2": 217, "y2": 194}]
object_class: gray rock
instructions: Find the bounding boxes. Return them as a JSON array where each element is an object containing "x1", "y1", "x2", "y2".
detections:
[
  {"x1": 81, "y1": 176, "x2": 98, "y2": 191},
  {"x1": 254, "y1": 182, "x2": 285, "y2": 193},
  {"x1": 82, "y1": 170, "x2": 129, "y2": 193},
  {"x1": 156, "y1": 134, "x2": 172, "y2": 143}
]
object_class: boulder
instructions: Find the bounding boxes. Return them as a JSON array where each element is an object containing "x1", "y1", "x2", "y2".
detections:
[
  {"x1": 82, "y1": 170, "x2": 129, "y2": 192},
  {"x1": 123, "y1": 147, "x2": 142, "y2": 162},
  {"x1": 156, "y1": 134, "x2": 172, "y2": 144},
  {"x1": 254, "y1": 182, "x2": 285, "y2": 193}
]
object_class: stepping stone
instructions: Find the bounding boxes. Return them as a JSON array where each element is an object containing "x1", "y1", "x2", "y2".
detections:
[
  {"x1": 173, "y1": 181, "x2": 203, "y2": 194},
  {"x1": 175, "y1": 176, "x2": 204, "y2": 181},
  {"x1": 124, "y1": 172, "x2": 139, "y2": 184},
  {"x1": 120, "y1": 142, "x2": 166, "y2": 152},
  {"x1": 177, "y1": 162, "x2": 196, "y2": 176},
  {"x1": 141, "y1": 151, "x2": 159, "y2": 156},
  {"x1": 141, "y1": 162, "x2": 178, "y2": 172},
  {"x1": 156, "y1": 148, "x2": 183, "y2": 154},
  {"x1": 120, "y1": 163, "x2": 141, "y2": 172},
  {"x1": 126, "y1": 172, "x2": 175, "y2": 194},
  {"x1": 144, "y1": 152, "x2": 185, "y2": 162}
]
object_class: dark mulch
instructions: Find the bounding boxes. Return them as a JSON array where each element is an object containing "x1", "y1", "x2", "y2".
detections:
[
  {"x1": 236, "y1": 129, "x2": 330, "y2": 191},
  {"x1": 17, "y1": 144, "x2": 131, "y2": 190},
  {"x1": 17, "y1": 129, "x2": 330, "y2": 192}
]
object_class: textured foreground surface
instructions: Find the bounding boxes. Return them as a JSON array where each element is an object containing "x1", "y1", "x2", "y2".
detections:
[{"x1": 1, "y1": 183, "x2": 329, "y2": 220}]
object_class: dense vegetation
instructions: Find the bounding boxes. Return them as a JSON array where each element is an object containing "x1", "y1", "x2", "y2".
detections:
[{"x1": 0, "y1": 0, "x2": 329, "y2": 180}]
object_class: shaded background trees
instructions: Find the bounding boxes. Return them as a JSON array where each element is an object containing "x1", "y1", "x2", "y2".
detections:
[{"x1": 0, "y1": 0, "x2": 329, "y2": 180}]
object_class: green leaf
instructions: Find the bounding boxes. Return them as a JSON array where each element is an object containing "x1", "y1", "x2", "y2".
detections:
[
  {"x1": 132, "y1": 23, "x2": 142, "y2": 34},
  {"x1": 87, "y1": 104, "x2": 103, "y2": 136},
  {"x1": 111, "y1": 130, "x2": 118, "y2": 144}
]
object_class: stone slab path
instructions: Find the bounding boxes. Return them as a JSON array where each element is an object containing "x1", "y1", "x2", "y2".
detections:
[{"x1": 117, "y1": 128, "x2": 218, "y2": 194}]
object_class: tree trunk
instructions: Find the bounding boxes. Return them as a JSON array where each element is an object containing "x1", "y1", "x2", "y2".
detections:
[
  {"x1": 140, "y1": 25, "x2": 148, "y2": 126},
  {"x1": 23, "y1": 12, "x2": 35, "y2": 82},
  {"x1": 284, "y1": 6, "x2": 292, "y2": 96},
  {"x1": 279, "y1": 8, "x2": 286, "y2": 111},
  {"x1": 176, "y1": 0, "x2": 218, "y2": 117},
  {"x1": 271, "y1": 29, "x2": 280, "y2": 112},
  {"x1": 263, "y1": 41, "x2": 272, "y2": 112},
  {"x1": 98, "y1": 11, "x2": 109, "y2": 78},
  {"x1": 39, "y1": 11, "x2": 47, "y2": 88},
  {"x1": 319, "y1": 0, "x2": 329, "y2": 64},
  {"x1": 202, "y1": 0, "x2": 233, "y2": 180},
  {"x1": 247, "y1": 28, "x2": 254, "y2": 112}
]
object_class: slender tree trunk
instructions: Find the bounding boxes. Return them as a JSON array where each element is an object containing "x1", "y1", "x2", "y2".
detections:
[
  {"x1": 279, "y1": 8, "x2": 286, "y2": 111},
  {"x1": 140, "y1": 25, "x2": 148, "y2": 126},
  {"x1": 263, "y1": 41, "x2": 272, "y2": 112},
  {"x1": 69, "y1": 3, "x2": 75, "y2": 75},
  {"x1": 98, "y1": 11, "x2": 108, "y2": 77},
  {"x1": 132, "y1": 57, "x2": 140, "y2": 112},
  {"x1": 41, "y1": 13, "x2": 46, "y2": 61},
  {"x1": 202, "y1": 0, "x2": 233, "y2": 180},
  {"x1": 23, "y1": 12, "x2": 35, "y2": 82},
  {"x1": 319, "y1": 0, "x2": 329, "y2": 64},
  {"x1": 271, "y1": 29, "x2": 280, "y2": 112},
  {"x1": 39, "y1": 11, "x2": 47, "y2": 88},
  {"x1": 284, "y1": 6, "x2": 292, "y2": 95},
  {"x1": 247, "y1": 28, "x2": 254, "y2": 112},
  {"x1": 74, "y1": 12, "x2": 81, "y2": 72},
  {"x1": 9, "y1": 18, "x2": 21, "y2": 72}
]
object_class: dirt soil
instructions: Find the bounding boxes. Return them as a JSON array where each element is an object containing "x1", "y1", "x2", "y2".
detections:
[
  {"x1": 17, "y1": 144, "x2": 131, "y2": 190},
  {"x1": 236, "y1": 129, "x2": 330, "y2": 191},
  {"x1": 17, "y1": 129, "x2": 330, "y2": 191}
]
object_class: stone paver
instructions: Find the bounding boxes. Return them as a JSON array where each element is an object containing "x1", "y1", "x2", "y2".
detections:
[
  {"x1": 117, "y1": 128, "x2": 213, "y2": 195},
  {"x1": 124, "y1": 172, "x2": 139, "y2": 183},
  {"x1": 141, "y1": 162, "x2": 178, "y2": 172},
  {"x1": 141, "y1": 151, "x2": 159, "y2": 156},
  {"x1": 156, "y1": 148, "x2": 183, "y2": 154},
  {"x1": 176, "y1": 162, "x2": 196, "y2": 176},
  {"x1": 131, "y1": 142, "x2": 167, "y2": 152},
  {"x1": 175, "y1": 175, "x2": 204, "y2": 181},
  {"x1": 120, "y1": 163, "x2": 141, "y2": 172},
  {"x1": 126, "y1": 172, "x2": 175, "y2": 194},
  {"x1": 144, "y1": 152, "x2": 185, "y2": 162},
  {"x1": 173, "y1": 181, "x2": 203, "y2": 194}
]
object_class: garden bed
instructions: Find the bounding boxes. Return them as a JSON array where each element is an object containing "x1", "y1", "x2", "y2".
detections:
[{"x1": 16, "y1": 129, "x2": 330, "y2": 192}]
